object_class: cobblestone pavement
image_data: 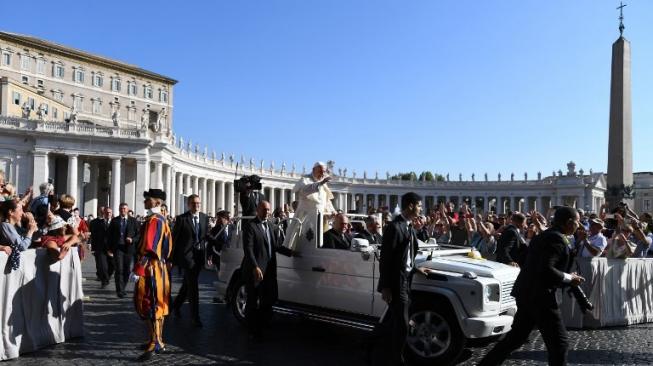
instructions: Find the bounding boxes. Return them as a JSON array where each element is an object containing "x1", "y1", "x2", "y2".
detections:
[{"x1": 7, "y1": 256, "x2": 653, "y2": 365}]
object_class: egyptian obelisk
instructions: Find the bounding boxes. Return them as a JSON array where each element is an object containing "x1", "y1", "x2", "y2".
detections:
[{"x1": 606, "y1": 2, "x2": 634, "y2": 208}]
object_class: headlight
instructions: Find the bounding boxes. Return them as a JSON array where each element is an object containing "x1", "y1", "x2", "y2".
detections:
[{"x1": 484, "y1": 284, "x2": 500, "y2": 303}]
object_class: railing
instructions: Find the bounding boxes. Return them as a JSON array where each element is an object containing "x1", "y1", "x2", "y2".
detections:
[{"x1": 0, "y1": 115, "x2": 149, "y2": 140}]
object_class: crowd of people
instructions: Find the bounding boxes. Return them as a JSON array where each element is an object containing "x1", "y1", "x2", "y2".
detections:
[{"x1": 2, "y1": 161, "x2": 653, "y2": 364}]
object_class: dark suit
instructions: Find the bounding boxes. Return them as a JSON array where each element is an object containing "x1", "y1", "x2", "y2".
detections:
[
  {"x1": 90, "y1": 217, "x2": 113, "y2": 285},
  {"x1": 378, "y1": 215, "x2": 418, "y2": 365},
  {"x1": 322, "y1": 228, "x2": 352, "y2": 249},
  {"x1": 496, "y1": 224, "x2": 525, "y2": 265},
  {"x1": 242, "y1": 217, "x2": 293, "y2": 336},
  {"x1": 206, "y1": 223, "x2": 235, "y2": 271},
  {"x1": 356, "y1": 230, "x2": 382, "y2": 245},
  {"x1": 172, "y1": 211, "x2": 209, "y2": 321},
  {"x1": 107, "y1": 215, "x2": 141, "y2": 295},
  {"x1": 480, "y1": 228, "x2": 572, "y2": 366}
]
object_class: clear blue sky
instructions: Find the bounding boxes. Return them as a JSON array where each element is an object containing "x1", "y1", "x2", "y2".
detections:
[{"x1": 3, "y1": 0, "x2": 652, "y2": 178}]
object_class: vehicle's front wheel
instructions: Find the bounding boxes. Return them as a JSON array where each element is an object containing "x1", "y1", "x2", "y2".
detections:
[
  {"x1": 405, "y1": 298, "x2": 466, "y2": 366},
  {"x1": 229, "y1": 277, "x2": 248, "y2": 326}
]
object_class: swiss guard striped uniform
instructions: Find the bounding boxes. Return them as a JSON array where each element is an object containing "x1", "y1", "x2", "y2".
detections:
[{"x1": 133, "y1": 210, "x2": 173, "y2": 354}]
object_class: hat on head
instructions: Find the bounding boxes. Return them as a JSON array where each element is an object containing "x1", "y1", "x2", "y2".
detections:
[
  {"x1": 589, "y1": 218, "x2": 604, "y2": 228},
  {"x1": 143, "y1": 188, "x2": 166, "y2": 201},
  {"x1": 48, "y1": 215, "x2": 66, "y2": 231},
  {"x1": 313, "y1": 161, "x2": 327, "y2": 169}
]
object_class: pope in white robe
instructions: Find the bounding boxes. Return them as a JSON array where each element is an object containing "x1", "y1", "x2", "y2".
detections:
[{"x1": 284, "y1": 162, "x2": 336, "y2": 250}]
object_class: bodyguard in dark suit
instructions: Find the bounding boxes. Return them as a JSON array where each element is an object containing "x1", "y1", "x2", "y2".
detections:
[
  {"x1": 495, "y1": 212, "x2": 527, "y2": 266},
  {"x1": 378, "y1": 192, "x2": 422, "y2": 366},
  {"x1": 242, "y1": 200, "x2": 299, "y2": 340},
  {"x1": 323, "y1": 213, "x2": 352, "y2": 249},
  {"x1": 172, "y1": 194, "x2": 209, "y2": 327},
  {"x1": 90, "y1": 207, "x2": 113, "y2": 288},
  {"x1": 479, "y1": 207, "x2": 584, "y2": 366},
  {"x1": 108, "y1": 203, "x2": 141, "y2": 297}
]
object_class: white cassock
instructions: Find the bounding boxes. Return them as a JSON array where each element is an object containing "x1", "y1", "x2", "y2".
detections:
[{"x1": 283, "y1": 175, "x2": 335, "y2": 250}]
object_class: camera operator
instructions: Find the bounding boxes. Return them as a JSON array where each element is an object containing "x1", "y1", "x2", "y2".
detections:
[
  {"x1": 479, "y1": 206, "x2": 585, "y2": 366},
  {"x1": 236, "y1": 175, "x2": 265, "y2": 217}
]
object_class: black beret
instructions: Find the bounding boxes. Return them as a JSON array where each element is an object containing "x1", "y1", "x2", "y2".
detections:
[{"x1": 144, "y1": 188, "x2": 166, "y2": 201}]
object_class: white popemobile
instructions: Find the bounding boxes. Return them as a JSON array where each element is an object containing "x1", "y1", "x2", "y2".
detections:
[{"x1": 215, "y1": 213, "x2": 520, "y2": 366}]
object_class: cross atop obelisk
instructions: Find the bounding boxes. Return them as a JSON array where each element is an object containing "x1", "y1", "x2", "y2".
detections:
[
  {"x1": 606, "y1": 2, "x2": 634, "y2": 208},
  {"x1": 617, "y1": 1, "x2": 627, "y2": 36}
]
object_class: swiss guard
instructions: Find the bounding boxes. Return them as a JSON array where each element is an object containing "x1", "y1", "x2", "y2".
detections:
[{"x1": 133, "y1": 188, "x2": 173, "y2": 361}]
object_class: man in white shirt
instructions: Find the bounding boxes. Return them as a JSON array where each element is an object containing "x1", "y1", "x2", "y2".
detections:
[
  {"x1": 579, "y1": 218, "x2": 607, "y2": 257},
  {"x1": 579, "y1": 218, "x2": 608, "y2": 258}
]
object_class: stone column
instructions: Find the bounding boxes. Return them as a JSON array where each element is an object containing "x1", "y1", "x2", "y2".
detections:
[
  {"x1": 279, "y1": 188, "x2": 286, "y2": 210},
  {"x1": 523, "y1": 197, "x2": 530, "y2": 212},
  {"x1": 184, "y1": 174, "x2": 191, "y2": 195},
  {"x1": 163, "y1": 165, "x2": 172, "y2": 196},
  {"x1": 269, "y1": 187, "x2": 277, "y2": 210},
  {"x1": 154, "y1": 162, "x2": 163, "y2": 189},
  {"x1": 208, "y1": 179, "x2": 216, "y2": 215},
  {"x1": 175, "y1": 172, "x2": 183, "y2": 215},
  {"x1": 193, "y1": 176, "x2": 199, "y2": 198},
  {"x1": 32, "y1": 151, "x2": 49, "y2": 188},
  {"x1": 67, "y1": 154, "x2": 79, "y2": 204},
  {"x1": 497, "y1": 197, "x2": 504, "y2": 214},
  {"x1": 135, "y1": 158, "x2": 149, "y2": 215},
  {"x1": 84, "y1": 160, "x2": 99, "y2": 217},
  {"x1": 170, "y1": 169, "x2": 177, "y2": 216},
  {"x1": 226, "y1": 182, "x2": 234, "y2": 215},
  {"x1": 536, "y1": 196, "x2": 543, "y2": 214},
  {"x1": 199, "y1": 177, "x2": 207, "y2": 212},
  {"x1": 111, "y1": 157, "x2": 121, "y2": 213},
  {"x1": 217, "y1": 180, "x2": 225, "y2": 211}
]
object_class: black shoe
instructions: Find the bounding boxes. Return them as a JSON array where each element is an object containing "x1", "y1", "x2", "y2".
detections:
[
  {"x1": 117, "y1": 292, "x2": 125, "y2": 298},
  {"x1": 192, "y1": 318, "x2": 203, "y2": 328},
  {"x1": 100, "y1": 282, "x2": 109, "y2": 289},
  {"x1": 155, "y1": 345, "x2": 166, "y2": 354},
  {"x1": 136, "y1": 351, "x2": 154, "y2": 362}
]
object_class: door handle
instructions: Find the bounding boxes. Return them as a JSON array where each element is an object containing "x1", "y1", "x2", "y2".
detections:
[{"x1": 312, "y1": 266, "x2": 325, "y2": 272}]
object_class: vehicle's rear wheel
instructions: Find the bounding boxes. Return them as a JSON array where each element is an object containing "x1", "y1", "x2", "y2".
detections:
[
  {"x1": 405, "y1": 298, "x2": 465, "y2": 366},
  {"x1": 230, "y1": 278, "x2": 247, "y2": 326}
]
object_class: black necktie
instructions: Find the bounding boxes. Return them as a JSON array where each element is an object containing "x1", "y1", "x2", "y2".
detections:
[
  {"x1": 194, "y1": 216, "x2": 200, "y2": 241},
  {"x1": 262, "y1": 222, "x2": 272, "y2": 257},
  {"x1": 407, "y1": 224, "x2": 415, "y2": 271},
  {"x1": 120, "y1": 218, "x2": 126, "y2": 238}
]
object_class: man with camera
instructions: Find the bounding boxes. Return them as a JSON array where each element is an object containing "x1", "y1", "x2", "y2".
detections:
[
  {"x1": 479, "y1": 206, "x2": 585, "y2": 366},
  {"x1": 172, "y1": 194, "x2": 209, "y2": 327},
  {"x1": 236, "y1": 175, "x2": 265, "y2": 217}
]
